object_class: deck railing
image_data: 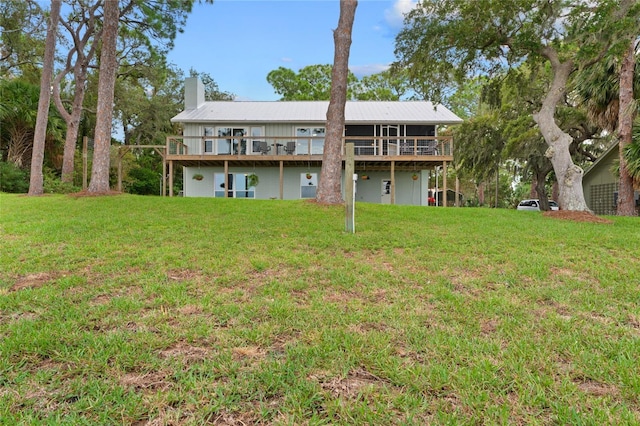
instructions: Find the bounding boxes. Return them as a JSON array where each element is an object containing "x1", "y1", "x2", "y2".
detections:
[{"x1": 167, "y1": 135, "x2": 453, "y2": 157}]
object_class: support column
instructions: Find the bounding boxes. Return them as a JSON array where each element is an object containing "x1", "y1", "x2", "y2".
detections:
[
  {"x1": 169, "y1": 160, "x2": 174, "y2": 197},
  {"x1": 117, "y1": 148, "x2": 123, "y2": 192},
  {"x1": 224, "y1": 160, "x2": 229, "y2": 198},
  {"x1": 82, "y1": 136, "x2": 88, "y2": 190},
  {"x1": 391, "y1": 161, "x2": 396, "y2": 205},
  {"x1": 279, "y1": 161, "x2": 284, "y2": 199},
  {"x1": 345, "y1": 144, "x2": 355, "y2": 233},
  {"x1": 162, "y1": 159, "x2": 167, "y2": 197},
  {"x1": 442, "y1": 160, "x2": 448, "y2": 207}
]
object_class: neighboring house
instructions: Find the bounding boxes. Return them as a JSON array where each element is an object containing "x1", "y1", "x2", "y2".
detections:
[
  {"x1": 582, "y1": 141, "x2": 639, "y2": 215},
  {"x1": 166, "y1": 77, "x2": 463, "y2": 205}
]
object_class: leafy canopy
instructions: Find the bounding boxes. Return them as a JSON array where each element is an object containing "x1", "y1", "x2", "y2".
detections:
[
  {"x1": 266, "y1": 65, "x2": 409, "y2": 101},
  {"x1": 395, "y1": 0, "x2": 640, "y2": 104}
]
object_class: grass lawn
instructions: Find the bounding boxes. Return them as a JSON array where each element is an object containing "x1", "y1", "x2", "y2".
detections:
[{"x1": 1, "y1": 193, "x2": 639, "y2": 425}]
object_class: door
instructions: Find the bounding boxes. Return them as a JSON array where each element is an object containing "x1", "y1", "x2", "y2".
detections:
[
  {"x1": 381, "y1": 125, "x2": 398, "y2": 155},
  {"x1": 381, "y1": 179, "x2": 391, "y2": 204},
  {"x1": 217, "y1": 128, "x2": 246, "y2": 155}
]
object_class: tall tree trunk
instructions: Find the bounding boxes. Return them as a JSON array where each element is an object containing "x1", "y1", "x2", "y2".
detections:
[
  {"x1": 529, "y1": 177, "x2": 538, "y2": 199},
  {"x1": 616, "y1": 39, "x2": 637, "y2": 216},
  {"x1": 28, "y1": 0, "x2": 61, "y2": 196},
  {"x1": 60, "y1": 97, "x2": 83, "y2": 183},
  {"x1": 316, "y1": 0, "x2": 357, "y2": 204},
  {"x1": 54, "y1": 67, "x2": 89, "y2": 184},
  {"x1": 533, "y1": 48, "x2": 589, "y2": 211},
  {"x1": 88, "y1": 0, "x2": 119, "y2": 193},
  {"x1": 534, "y1": 172, "x2": 550, "y2": 210},
  {"x1": 552, "y1": 181, "x2": 559, "y2": 202},
  {"x1": 55, "y1": 3, "x2": 100, "y2": 184}
]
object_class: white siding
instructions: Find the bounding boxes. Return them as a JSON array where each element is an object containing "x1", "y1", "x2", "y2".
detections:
[{"x1": 183, "y1": 166, "x2": 429, "y2": 205}]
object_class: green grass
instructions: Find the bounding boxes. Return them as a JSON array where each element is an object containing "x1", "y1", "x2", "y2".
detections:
[{"x1": 1, "y1": 193, "x2": 639, "y2": 425}]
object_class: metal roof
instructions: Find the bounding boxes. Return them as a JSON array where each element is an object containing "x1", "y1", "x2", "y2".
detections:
[{"x1": 171, "y1": 101, "x2": 463, "y2": 125}]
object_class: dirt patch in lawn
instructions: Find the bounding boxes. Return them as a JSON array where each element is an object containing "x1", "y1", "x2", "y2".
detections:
[
  {"x1": 10, "y1": 272, "x2": 58, "y2": 291},
  {"x1": 313, "y1": 368, "x2": 390, "y2": 399},
  {"x1": 159, "y1": 342, "x2": 212, "y2": 362},
  {"x1": 543, "y1": 210, "x2": 613, "y2": 224},
  {"x1": 574, "y1": 378, "x2": 620, "y2": 397},
  {"x1": 121, "y1": 371, "x2": 173, "y2": 393}
]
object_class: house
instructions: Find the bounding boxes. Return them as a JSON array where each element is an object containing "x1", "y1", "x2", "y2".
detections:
[
  {"x1": 166, "y1": 78, "x2": 463, "y2": 205},
  {"x1": 582, "y1": 141, "x2": 639, "y2": 215}
]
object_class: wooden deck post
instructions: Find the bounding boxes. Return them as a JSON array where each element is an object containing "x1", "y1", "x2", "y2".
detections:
[
  {"x1": 169, "y1": 160, "x2": 174, "y2": 197},
  {"x1": 162, "y1": 158, "x2": 167, "y2": 197},
  {"x1": 224, "y1": 161, "x2": 229, "y2": 198},
  {"x1": 117, "y1": 150, "x2": 122, "y2": 192},
  {"x1": 391, "y1": 161, "x2": 396, "y2": 205},
  {"x1": 279, "y1": 161, "x2": 284, "y2": 199}
]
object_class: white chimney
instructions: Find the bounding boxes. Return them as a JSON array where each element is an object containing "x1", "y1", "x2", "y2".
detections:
[{"x1": 184, "y1": 77, "x2": 205, "y2": 110}]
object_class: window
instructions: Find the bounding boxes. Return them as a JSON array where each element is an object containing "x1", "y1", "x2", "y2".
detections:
[
  {"x1": 214, "y1": 173, "x2": 255, "y2": 198},
  {"x1": 204, "y1": 127, "x2": 214, "y2": 153},
  {"x1": 250, "y1": 127, "x2": 264, "y2": 155},
  {"x1": 296, "y1": 127, "x2": 325, "y2": 155},
  {"x1": 216, "y1": 128, "x2": 246, "y2": 155},
  {"x1": 301, "y1": 173, "x2": 317, "y2": 198}
]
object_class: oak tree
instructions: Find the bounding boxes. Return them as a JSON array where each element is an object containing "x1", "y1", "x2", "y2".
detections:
[{"x1": 395, "y1": 0, "x2": 639, "y2": 211}]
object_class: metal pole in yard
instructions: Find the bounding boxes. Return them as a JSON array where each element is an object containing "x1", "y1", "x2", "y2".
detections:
[
  {"x1": 345, "y1": 143, "x2": 355, "y2": 233},
  {"x1": 82, "y1": 136, "x2": 88, "y2": 190}
]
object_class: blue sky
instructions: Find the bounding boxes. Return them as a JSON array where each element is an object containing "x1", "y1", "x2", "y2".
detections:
[{"x1": 166, "y1": 0, "x2": 416, "y2": 100}]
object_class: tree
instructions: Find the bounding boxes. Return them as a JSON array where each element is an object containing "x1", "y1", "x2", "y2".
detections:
[
  {"x1": 267, "y1": 64, "x2": 360, "y2": 101},
  {"x1": 454, "y1": 62, "x2": 602, "y2": 210},
  {"x1": 266, "y1": 64, "x2": 408, "y2": 101},
  {"x1": 356, "y1": 68, "x2": 409, "y2": 100},
  {"x1": 115, "y1": 59, "x2": 183, "y2": 146},
  {"x1": 0, "y1": 0, "x2": 45, "y2": 83},
  {"x1": 52, "y1": 0, "x2": 202, "y2": 184},
  {"x1": 87, "y1": 0, "x2": 119, "y2": 193},
  {"x1": 623, "y1": 119, "x2": 640, "y2": 181},
  {"x1": 1, "y1": 80, "x2": 38, "y2": 166},
  {"x1": 574, "y1": 37, "x2": 639, "y2": 216},
  {"x1": 395, "y1": 0, "x2": 640, "y2": 211},
  {"x1": 316, "y1": 0, "x2": 357, "y2": 205},
  {"x1": 616, "y1": 39, "x2": 638, "y2": 216},
  {"x1": 28, "y1": 0, "x2": 61, "y2": 196},
  {"x1": 52, "y1": 1, "x2": 101, "y2": 183}
]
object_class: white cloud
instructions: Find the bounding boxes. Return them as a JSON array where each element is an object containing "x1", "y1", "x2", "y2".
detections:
[
  {"x1": 280, "y1": 57, "x2": 293, "y2": 63},
  {"x1": 384, "y1": 0, "x2": 417, "y2": 29},
  {"x1": 350, "y1": 63, "x2": 391, "y2": 77}
]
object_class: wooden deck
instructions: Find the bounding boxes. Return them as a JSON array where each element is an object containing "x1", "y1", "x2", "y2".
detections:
[{"x1": 165, "y1": 135, "x2": 454, "y2": 172}]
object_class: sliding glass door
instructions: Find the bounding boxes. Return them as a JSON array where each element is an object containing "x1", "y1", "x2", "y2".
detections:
[{"x1": 214, "y1": 173, "x2": 255, "y2": 198}]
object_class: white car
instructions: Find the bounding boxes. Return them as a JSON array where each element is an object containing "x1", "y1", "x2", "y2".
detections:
[{"x1": 517, "y1": 199, "x2": 559, "y2": 211}]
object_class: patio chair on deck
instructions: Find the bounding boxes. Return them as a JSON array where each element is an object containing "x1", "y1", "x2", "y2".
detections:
[
  {"x1": 399, "y1": 143, "x2": 414, "y2": 155},
  {"x1": 284, "y1": 141, "x2": 296, "y2": 155},
  {"x1": 423, "y1": 140, "x2": 438, "y2": 155},
  {"x1": 256, "y1": 141, "x2": 271, "y2": 155}
]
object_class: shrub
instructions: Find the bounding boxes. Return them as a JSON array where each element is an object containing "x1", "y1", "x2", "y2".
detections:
[
  {"x1": 0, "y1": 162, "x2": 29, "y2": 193},
  {"x1": 128, "y1": 167, "x2": 160, "y2": 195},
  {"x1": 43, "y1": 168, "x2": 80, "y2": 194}
]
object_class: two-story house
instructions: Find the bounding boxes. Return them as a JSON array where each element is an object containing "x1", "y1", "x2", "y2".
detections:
[{"x1": 166, "y1": 77, "x2": 462, "y2": 205}]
